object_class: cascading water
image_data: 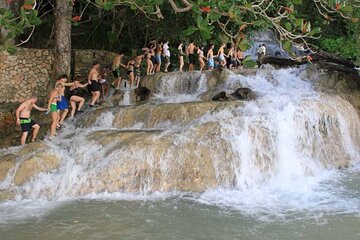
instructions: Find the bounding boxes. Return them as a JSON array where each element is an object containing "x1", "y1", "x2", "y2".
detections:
[
  {"x1": 1, "y1": 66, "x2": 360, "y2": 239},
  {"x1": 153, "y1": 71, "x2": 207, "y2": 103}
]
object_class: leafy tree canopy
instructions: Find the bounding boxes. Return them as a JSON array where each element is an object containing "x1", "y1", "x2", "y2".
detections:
[{"x1": 0, "y1": 0, "x2": 359, "y2": 62}]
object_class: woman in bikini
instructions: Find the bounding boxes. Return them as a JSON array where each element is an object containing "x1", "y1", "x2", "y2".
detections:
[
  {"x1": 177, "y1": 42, "x2": 185, "y2": 72},
  {"x1": 142, "y1": 43, "x2": 154, "y2": 75},
  {"x1": 197, "y1": 45, "x2": 207, "y2": 72},
  {"x1": 217, "y1": 43, "x2": 226, "y2": 67},
  {"x1": 48, "y1": 83, "x2": 62, "y2": 140},
  {"x1": 127, "y1": 59, "x2": 135, "y2": 88}
]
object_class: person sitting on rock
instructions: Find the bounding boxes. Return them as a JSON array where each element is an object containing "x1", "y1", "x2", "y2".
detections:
[{"x1": 16, "y1": 96, "x2": 47, "y2": 145}]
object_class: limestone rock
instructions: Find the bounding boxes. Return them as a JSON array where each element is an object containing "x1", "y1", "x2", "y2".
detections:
[
  {"x1": 0, "y1": 190, "x2": 15, "y2": 201},
  {"x1": 231, "y1": 88, "x2": 256, "y2": 100},
  {"x1": 14, "y1": 151, "x2": 60, "y2": 186},
  {"x1": 0, "y1": 154, "x2": 16, "y2": 182}
]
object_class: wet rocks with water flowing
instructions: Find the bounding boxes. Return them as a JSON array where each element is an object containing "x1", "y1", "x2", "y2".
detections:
[{"x1": 0, "y1": 65, "x2": 360, "y2": 203}]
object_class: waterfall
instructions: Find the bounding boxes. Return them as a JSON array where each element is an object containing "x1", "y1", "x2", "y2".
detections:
[
  {"x1": 154, "y1": 71, "x2": 207, "y2": 103},
  {"x1": 0, "y1": 66, "x2": 359, "y2": 209}
]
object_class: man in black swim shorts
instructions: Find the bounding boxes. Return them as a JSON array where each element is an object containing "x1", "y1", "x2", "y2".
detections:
[{"x1": 15, "y1": 97, "x2": 47, "y2": 145}]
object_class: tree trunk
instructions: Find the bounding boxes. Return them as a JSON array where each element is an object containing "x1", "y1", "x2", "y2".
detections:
[{"x1": 51, "y1": 0, "x2": 73, "y2": 89}]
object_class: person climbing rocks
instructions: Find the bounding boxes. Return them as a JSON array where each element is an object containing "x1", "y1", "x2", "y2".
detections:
[
  {"x1": 88, "y1": 61, "x2": 101, "y2": 107},
  {"x1": 15, "y1": 96, "x2": 47, "y2": 145},
  {"x1": 48, "y1": 84, "x2": 63, "y2": 140}
]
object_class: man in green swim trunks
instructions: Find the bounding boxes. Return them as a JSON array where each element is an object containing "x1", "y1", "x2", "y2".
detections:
[{"x1": 15, "y1": 96, "x2": 47, "y2": 145}]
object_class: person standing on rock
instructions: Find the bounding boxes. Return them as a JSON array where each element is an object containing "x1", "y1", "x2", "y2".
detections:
[
  {"x1": 88, "y1": 61, "x2": 101, "y2": 107},
  {"x1": 111, "y1": 52, "x2": 127, "y2": 89},
  {"x1": 163, "y1": 40, "x2": 171, "y2": 72},
  {"x1": 16, "y1": 96, "x2": 47, "y2": 145},
  {"x1": 187, "y1": 40, "x2": 196, "y2": 71},
  {"x1": 177, "y1": 42, "x2": 186, "y2": 72},
  {"x1": 48, "y1": 84, "x2": 63, "y2": 140},
  {"x1": 207, "y1": 44, "x2": 215, "y2": 70},
  {"x1": 56, "y1": 74, "x2": 73, "y2": 127}
]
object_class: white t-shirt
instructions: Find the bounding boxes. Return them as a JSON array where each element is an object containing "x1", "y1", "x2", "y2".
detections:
[
  {"x1": 258, "y1": 46, "x2": 266, "y2": 55},
  {"x1": 163, "y1": 43, "x2": 170, "y2": 57}
]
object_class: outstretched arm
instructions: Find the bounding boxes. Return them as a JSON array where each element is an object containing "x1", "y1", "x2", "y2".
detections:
[{"x1": 33, "y1": 104, "x2": 47, "y2": 112}]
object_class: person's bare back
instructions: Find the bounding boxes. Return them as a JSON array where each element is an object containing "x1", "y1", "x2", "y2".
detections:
[{"x1": 88, "y1": 67, "x2": 99, "y2": 83}]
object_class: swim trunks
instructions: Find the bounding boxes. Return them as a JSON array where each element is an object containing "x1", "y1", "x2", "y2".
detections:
[
  {"x1": 208, "y1": 58, "x2": 214, "y2": 68},
  {"x1": 155, "y1": 54, "x2": 161, "y2": 64},
  {"x1": 57, "y1": 96, "x2": 68, "y2": 110},
  {"x1": 189, "y1": 54, "x2": 195, "y2": 64},
  {"x1": 89, "y1": 80, "x2": 101, "y2": 92},
  {"x1": 135, "y1": 67, "x2": 141, "y2": 77},
  {"x1": 112, "y1": 68, "x2": 121, "y2": 78},
  {"x1": 20, "y1": 118, "x2": 37, "y2": 132}
]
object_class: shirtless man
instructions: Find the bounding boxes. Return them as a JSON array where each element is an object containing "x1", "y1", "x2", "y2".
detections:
[
  {"x1": 187, "y1": 40, "x2": 196, "y2": 71},
  {"x1": 207, "y1": 44, "x2": 215, "y2": 70},
  {"x1": 88, "y1": 61, "x2": 101, "y2": 107},
  {"x1": 112, "y1": 52, "x2": 126, "y2": 89},
  {"x1": 15, "y1": 97, "x2": 47, "y2": 145},
  {"x1": 56, "y1": 74, "x2": 74, "y2": 126}
]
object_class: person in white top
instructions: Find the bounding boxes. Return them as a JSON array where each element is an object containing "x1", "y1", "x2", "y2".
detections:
[
  {"x1": 163, "y1": 41, "x2": 171, "y2": 72},
  {"x1": 257, "y1": 44, "x2": 266, "y2": 59}
]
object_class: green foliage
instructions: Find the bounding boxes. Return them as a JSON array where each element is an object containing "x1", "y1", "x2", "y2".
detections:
[
  {"x1": 320, "y1": 37, "x2": 359, "y2": 60},
  {"x1": 0, "y1": 3, "x2": 41, "y2": 54}
]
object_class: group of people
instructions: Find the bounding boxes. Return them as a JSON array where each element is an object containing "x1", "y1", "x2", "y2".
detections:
[{"x1": 14, "y1": 40, "x2": 267, "y2": 145}]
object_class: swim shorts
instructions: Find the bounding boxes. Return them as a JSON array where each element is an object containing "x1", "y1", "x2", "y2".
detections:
[
  {"x1": 155, "y1": 54, "x2": 161, "y2": 64},
  {"x1": 50, "y1": 103, "x2": 58, "y2": 112},
  {"x1": 57, "y1": 96, "x2": 68, "y2": 110},
  {"x1": 112, "y1": 68, "x2": 121, "y2": 78},
  {"x1": 189, "y1": 54, "x2": 195, "y2": 64},
  {"x1": 89, "y1": 80, "x2": 101, "y2": 92},
  {"x1": 20, "y1": 118, "x2": 37, "y2": 132},
  {"x1": 208, "y1": 58, "x2": 214, "y2": 68}
]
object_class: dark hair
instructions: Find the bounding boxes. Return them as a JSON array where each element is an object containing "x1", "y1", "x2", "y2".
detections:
[
  {"x1": 92, "y1": 61, "x2": 99, "y2": 66},
  {"x1": 58, "y1": 74, "x2": 68, "y2": 80}
]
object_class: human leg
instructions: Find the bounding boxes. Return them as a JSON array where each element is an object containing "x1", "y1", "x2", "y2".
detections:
[
  {"x1": 31, "y1": 124, "x2": 40, "y2": 142},
  {"x1": 20, "y1": 132, "x2": 28, "y2": 145},
  {"x1": 59, "y1": 109, "x2": 68, "y2": 124},
  {"x1": 70, "y1": 99, "x2": 76, "y2": 118},
  {"x1": 50, "y1": 111, "x2": 59, "y2": 138}
]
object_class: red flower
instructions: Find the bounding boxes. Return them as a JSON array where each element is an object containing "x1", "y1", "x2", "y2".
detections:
[
  {"x1": 335, "y1": 3, "x2": 341, "y2": 11},
  {"x1": 72, "y1": 16, "x2": 81, "y2": 22},
  {"x1": 22, "y1": 4, "x2": 33, "y2": 10},
  {"x1": 200, "y1": 6, "x2": 211, "y2": 13}
]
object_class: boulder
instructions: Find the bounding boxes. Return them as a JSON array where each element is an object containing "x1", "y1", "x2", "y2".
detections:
[
  {"x1": 14, "y1": 151, "x2": 61, "y2": 186},
  {"x1": 211, "y1": 91, "x2": 231, "y2": 101},
  {"x1": 0, "y1": 154, "x2": 16, "y2": 182},
  {"x1": 231, "y1": 88, "x2": 256, "y2": 100}
]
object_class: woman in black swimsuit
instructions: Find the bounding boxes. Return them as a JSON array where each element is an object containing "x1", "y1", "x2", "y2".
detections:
[
  {"x1": 69, "y1": 76, "x2": 88, "y2": 119},
  {"x1": 127, "y1": 59, "x2": 135, "y2": 89}
]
